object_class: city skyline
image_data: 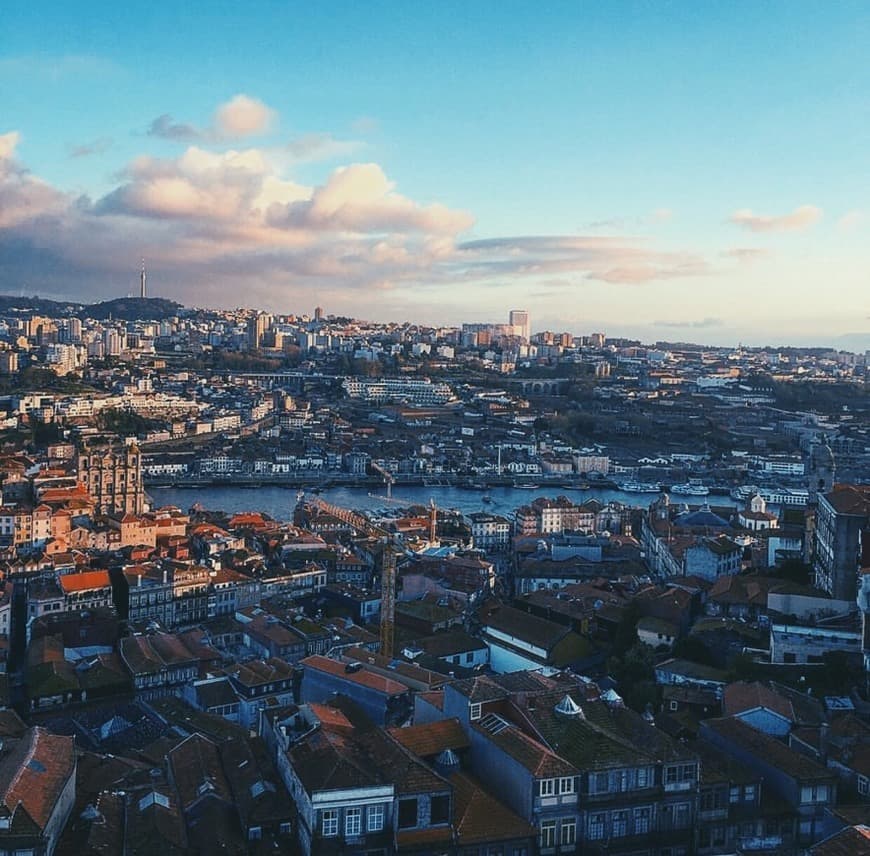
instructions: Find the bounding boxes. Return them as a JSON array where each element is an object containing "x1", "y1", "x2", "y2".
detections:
[{"x1": 2, "y1": 2, "x2": 870, "y2": 347}]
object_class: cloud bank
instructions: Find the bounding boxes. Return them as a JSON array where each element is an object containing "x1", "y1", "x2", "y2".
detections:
[
  {"x1": 729, "y1": 204, "x2": 821, "y2": 233},
  {"x1": 1, "y1": 96, "x2": 714, "y2": 314}
]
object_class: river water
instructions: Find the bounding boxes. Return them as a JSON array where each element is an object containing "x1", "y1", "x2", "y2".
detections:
[{"x1": 148, "y1": 483, "x2": 677, "y2": 521}]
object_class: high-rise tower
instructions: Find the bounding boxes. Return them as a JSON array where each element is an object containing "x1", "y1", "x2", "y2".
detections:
[
  {"x1": 139, "y1": 259, "x2": 147, "y2": 299},
  {"x1": 509, "y1": 309, "x2": 530, "y2": 342}
]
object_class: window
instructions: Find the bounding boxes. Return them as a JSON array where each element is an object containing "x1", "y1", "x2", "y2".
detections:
[
  {"x1": 800, "y1": 784, "x2": 828, "y2": 804},
  {"x1": 636, "y1": 767, "x2": 650, "y2": 788},
  {"x1": 744, "y1": 784, "x2": 757, "y2": 802},
  {"x1": 560, "y1": 817, "x2": 576, "y2": 846},
  {"x1": 634, "y1": 807, "x2": 651, "y2": 834},
  {"x1": 368, "y1": 804, "x2": 385, "y2": 831},
  {"x1": 591, "y1": 772, "x2": 609, "y2": 794},
  {"x1": 538, "y1": 779, "x2": 555, "y2": 797},
  {"x1": 611, "y1": 810, "x2": 628, "y2": 837},
  {"x1": 729, "y1": 785, "x2": 740, "y2": 804},
  {"x1": 248, "y1": 827, "x2": 262, "y2": 841},
  {"x1": 539, "y1": 819, "x2": 557, "y2": 848},
  {"x1": 322, "y1": 809, "x2": 338, "y2": 836},
  {"x1": 859, "y1": 776, "x2": 869, "y2": 797},
  {"x1": 398, "y1": 798, "x2": 418, "y2": 829},
  {"x1": 466, "y1": 651, "x2": 474, "y2": 664},
  {"x1": 669, "y1": 699, "x2": 679, "y2": 711},
  {"x1": 665, "y1": 766, "x2": 679, "y2": 785},
  {"x1": 346, "y1": 808, "x2": 362, "y2": 837},
  {"x1": 279, "y1": 823, "x2": 291, "y2": 836},
  {"x1": 681, "y1": 764, "x2": 696, "y2": 782},
  {"x1": 588, "y1": 813, "x2": 606, "y2": 840},
  {"x1": 430, "y1": 794, "x2": 450, "y2": 825},
  {"x1": 673, "y1": 803, "x2": 691, "y2": 829},
  {"x1": 469, "y1": 703, "x2": 482, "y2": 721},
  {"x1": 559, "y1": 777, "x2": 574, "y2": 795}
]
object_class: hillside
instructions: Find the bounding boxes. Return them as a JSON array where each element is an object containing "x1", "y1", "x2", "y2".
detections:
[{"x1": 0, "y1": 295, "x2": 183, "y2": 321}]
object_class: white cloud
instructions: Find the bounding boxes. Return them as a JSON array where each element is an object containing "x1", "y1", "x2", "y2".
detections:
[
  {"x1": 0, "y1": 130, "x2": 712, "y2": 314},
  {"x1": 721, "y1": 247, "x2": 769, "y2": 262},
  {"x1": 729, "y1": 204, "x2": 821, "y2": 233},
  {"x1": 147, "y1": 94, "x2": 277, "y2": 142},
  {"x1": 0, "y1": 131, "x2": 21, "y2": 161},
  {"x1": 214, "y1": 94, "x2": 275, "y2": 138},
  {"x1": 837, "y1": 210, "x2": 863, "y2": 231}
]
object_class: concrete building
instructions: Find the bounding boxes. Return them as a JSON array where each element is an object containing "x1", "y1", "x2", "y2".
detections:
[
  {"x1": 469, "y1": 512, "x2": 512, "y2": 551},
  {"x1": 813, "y1": 484, "x2": 870, "y2": 600},
  {"x1": 509, "y1": 309, "x2": 530, "y2": 342}
]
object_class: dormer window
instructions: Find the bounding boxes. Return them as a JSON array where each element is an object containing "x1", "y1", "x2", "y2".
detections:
[
  {"x1": 469, "y1": 702, "x2": 482, "y2": 721},
  {"x1": 538, "y1": 778, "x2": 555, "y2": 797}
]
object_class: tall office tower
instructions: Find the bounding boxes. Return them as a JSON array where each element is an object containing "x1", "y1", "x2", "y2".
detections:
[
  {"x1": 77, "y1": 440, "x2": 146, "y2": 516},
  {"x1": 509, "y1": 309, "x2": 530, "y2": 342},
  {"x1": 247, "y1": 312, "x2": 271, "y2": 349},
  {"x1": 314, "y1": 306, "x2": 324, "y2": 322},
  {"x1": 140, "y1": 260, "x2": 146, "y2": 299},
  {"x1": 813, "y1": 484, "x2": 870, "y2": 600}
]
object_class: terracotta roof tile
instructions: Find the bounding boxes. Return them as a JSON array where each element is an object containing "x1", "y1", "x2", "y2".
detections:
[
  {"x1": 451, "y1": 771, "x2": 535, "y2": 845},
  {"x1": 58, "y1": 569, "x2": 111, "y2": 593},
  {"x1": 811, "y1": 824, "x2": 870, "y2": 856},
  {"x1": 388, "y1": 718, "x2": 470, "y2": 756},
  {"x1": 0, "y1": 727, "x2": 75, "y2": 831},
  {"x1": 301, "y1": 655, "x2": 408, "y2": 696}
]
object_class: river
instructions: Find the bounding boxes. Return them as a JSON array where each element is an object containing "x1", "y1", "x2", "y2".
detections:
[{"x1": 147, "y1": 482, "x2": 675, "y2": 521}]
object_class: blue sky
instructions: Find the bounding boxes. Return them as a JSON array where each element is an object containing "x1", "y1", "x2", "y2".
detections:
[{"x1": 2, "y1": 1, "x2": 869, "y2": 346}]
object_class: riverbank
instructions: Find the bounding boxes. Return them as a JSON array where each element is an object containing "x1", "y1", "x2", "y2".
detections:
[
  {"x1": 148, "y1": 482, "x2": 668, "y2": 519},
  {"x1": 144, "y1": 473, "x2": 621, "y2": 491}
]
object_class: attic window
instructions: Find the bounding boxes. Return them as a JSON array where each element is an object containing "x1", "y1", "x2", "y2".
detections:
[
  {"x1": 250, "y1": 780, "x2": 274, "y2": 798},
  {"x1": 469, "y1": 702, "x2": 482, "y2": 721},
  {"x1": 26, "y1": 759, "x2": 46, "y2": 774},
  {"x1": 479, "y1": 713, "x2": 511, "y2": 735}
]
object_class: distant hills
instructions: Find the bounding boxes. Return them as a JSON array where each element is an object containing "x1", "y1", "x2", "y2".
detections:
[{"x1": 0, "y1": 295, "x2": 183, "y2": 322}]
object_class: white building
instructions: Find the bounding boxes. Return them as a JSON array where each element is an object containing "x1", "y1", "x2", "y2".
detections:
[{"x1": 469, "y1": 513, "x2": 512, "y2": 551}]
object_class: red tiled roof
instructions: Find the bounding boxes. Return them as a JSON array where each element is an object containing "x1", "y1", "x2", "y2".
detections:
[
  {"x1": 825, "y1": 485, "x2": 870, "y2": 516},
  {"x1": 0, "y1": 727, "x2": 75, "y2": 831},
  {"x1": 451, "y1": 771, "x2": 535, "y2": 845},
  {"x1": 301, "y1": 655, "x2": 408, "y2": 696},
  {"x1": 811, "y1": 824, "x2": 870, "y2": 856},
  {"x1": 388, "y1": 718, "x2": 469, "y2": 756},
  {"x1": 308, "y1": 703, "x2": 354, "y2": 733},
  {"x1": 418, "y1": 690, "x2": 445, "y2": 711},
  {"x1": 723, "y1": 681, "x2": 794, "y2": 721},
  {"x1": 58, "y1": 569, "x2": 111, "y2": 593}
]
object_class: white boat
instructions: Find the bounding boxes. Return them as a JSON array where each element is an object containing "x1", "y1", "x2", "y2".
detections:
[
  {"x1": 671, "y1": 483, "x2": 710, "y2": 496},
  {"x1": 514, "y1": 483, "x2": 540, "y2": 489},
  {"x1": 621, "y1": 482, "x2": 662, "y2": 493},
  {"x1": 730, "y1": 485, "x2": 808, "y2": 506}
]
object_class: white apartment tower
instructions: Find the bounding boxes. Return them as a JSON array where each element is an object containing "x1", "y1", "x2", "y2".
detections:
[{"x1": 509, "y1": 309, "x2": 530, "y2": 342}]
